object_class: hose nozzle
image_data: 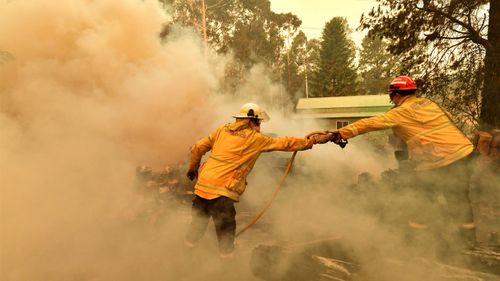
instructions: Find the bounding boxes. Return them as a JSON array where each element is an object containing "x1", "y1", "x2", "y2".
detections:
[{"x1": 333, "y1": 138, "x2": 348, "y2": 149}]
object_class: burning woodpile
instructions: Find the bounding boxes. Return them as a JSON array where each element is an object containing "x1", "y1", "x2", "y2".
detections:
[
  {"x1": 250, "y1": 241, "x2": 500, "y2": 281},
  {"x1": 250, "y1": 240, "x2": 359, "y2": 281},
  {"x1": 248, "y1": 130, "x2": 500, "y2": 281}
]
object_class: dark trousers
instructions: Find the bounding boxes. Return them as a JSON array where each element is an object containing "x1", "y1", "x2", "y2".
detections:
[
  {"x1": 407, "y1": 155, "x2": 476, "y2": 251},
  {"x1": 411, "y1": 155, "x2": 475, "y2": 225},
  {"x1": 186, "y1": 195, "x2": 236, "y2": 254}
]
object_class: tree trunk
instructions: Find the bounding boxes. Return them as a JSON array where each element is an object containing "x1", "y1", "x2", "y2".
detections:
[{"x1": 480, "y1": 0, "x2": 500, "y2": 130}]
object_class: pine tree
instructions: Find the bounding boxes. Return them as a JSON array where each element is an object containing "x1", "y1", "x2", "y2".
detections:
[
  {"x1": 310, "y1": 17, "x2": 357, "y2": 97},
  {"x1": 358, "y1": 35, "x2": 397, "y2": 95}
]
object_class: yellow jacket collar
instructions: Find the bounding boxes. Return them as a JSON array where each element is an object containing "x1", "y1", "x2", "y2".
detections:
[
  {"x1": 395, "y1": 94, "x2": 416, "y2": 107},
  {"x1": 227, "y1": 119, "x2": 251, "y2": 131}
]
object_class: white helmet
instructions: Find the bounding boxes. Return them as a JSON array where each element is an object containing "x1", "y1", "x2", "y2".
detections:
[{"x1": 233, "y1": 103, "x2": 270, "y2": 121}]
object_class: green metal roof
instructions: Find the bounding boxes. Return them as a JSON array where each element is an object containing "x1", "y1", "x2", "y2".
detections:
[
  {"x1": 296, "y1": 95, "x2": 392, "y2": 109},
  {"x1": 295, "y1": 95, "x2": 393, "y2": 119}
]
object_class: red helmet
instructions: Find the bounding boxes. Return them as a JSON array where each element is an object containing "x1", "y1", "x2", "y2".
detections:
[{"x1": 389, "y1": 75, "x2": 417, "y2": 92}]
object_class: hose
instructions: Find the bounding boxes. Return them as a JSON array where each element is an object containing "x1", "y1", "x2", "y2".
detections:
[
  {"x1": 236, "y1": 150, "x2": 298, "y2": 237},
  {"x1": 236, "y1": 131, "x2": 347, "y2": 237}
]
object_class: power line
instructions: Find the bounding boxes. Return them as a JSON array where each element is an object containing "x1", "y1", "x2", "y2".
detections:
[
  {"x1": 207, "y1": 0, "x2": 231, "y2": 10},
  {"x1": 300, "y1": 26, "x2": 323, "y2": 30}
]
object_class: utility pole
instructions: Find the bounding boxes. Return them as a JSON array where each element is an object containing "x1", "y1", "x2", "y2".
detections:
[
  {"x1": 201, "y1": 0, "x2": 208, "y2": 55},
  {"x1": 283, "y1": 24, "x2": 292, "y2": 115},
  {"x1": 303, "y1": 46, "x2": 309, "y2": 98}
]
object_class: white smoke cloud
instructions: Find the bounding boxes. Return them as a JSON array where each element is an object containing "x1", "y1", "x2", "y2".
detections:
[{"x1": 1, "y1": 1, "x2": 474, "y2": 280}]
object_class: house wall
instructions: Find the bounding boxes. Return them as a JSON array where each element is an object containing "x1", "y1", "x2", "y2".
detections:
[
  {"x1": 314, "y1": 117, "x2": 396, "y2": 152},
  {"x1": 314, "y1": 118, "x2": 364, "y2": 129}
]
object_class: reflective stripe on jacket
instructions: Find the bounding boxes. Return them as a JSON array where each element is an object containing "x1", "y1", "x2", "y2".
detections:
[
  {"x1": 338, "y1": 95, "x2": 473, "y2": 170},
  {"x1": 190, "y1": 119, "x2": 314, "y2": 201}
]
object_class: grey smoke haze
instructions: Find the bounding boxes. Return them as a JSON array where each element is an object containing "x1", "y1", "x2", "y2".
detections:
[
  {"x1": 0, "y1": 0, "x2": 219, "y2": 279},
  {"x1": 0, "y1": 1, "x2": 478, "y2": 281}
]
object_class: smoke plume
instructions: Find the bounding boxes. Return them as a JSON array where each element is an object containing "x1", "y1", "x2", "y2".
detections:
[
  {"x1": 1, "y1": 1, "x2": 481, "y2": 281},
  {"x1": 0, "y1": 0, "x2": 222, "y2": 280}
]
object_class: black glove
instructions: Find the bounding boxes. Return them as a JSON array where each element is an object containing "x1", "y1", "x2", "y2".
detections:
[
  {"x1": 327, "y1": 131, "x2": 341, "y2": 142},
  {"x1": 187, "y1": 169, "x2": 198, "y2": 181},
  {"x1": 328, "y1": 131, "x2": 348, "y2": 148}
]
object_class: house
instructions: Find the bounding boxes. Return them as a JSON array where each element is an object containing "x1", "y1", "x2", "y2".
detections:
[{"x1": 295, "y1": 95, "x2": 393, "y2": 129}]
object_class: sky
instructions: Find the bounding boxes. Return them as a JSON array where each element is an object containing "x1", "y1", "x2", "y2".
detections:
[{"x1": 270, "y1": 0, "x2": 379, "y2": 47}]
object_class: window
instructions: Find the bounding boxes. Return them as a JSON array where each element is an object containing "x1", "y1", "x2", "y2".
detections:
[{"x1": 336, "y1": 121, "x2": 349, "y2": 129}]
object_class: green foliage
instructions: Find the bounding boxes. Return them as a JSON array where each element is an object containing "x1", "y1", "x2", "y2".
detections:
[
  {"x1": 159, "y1": 0, "x2": 498, "y2": 129},
  {"x1": 280, "y1": 31, "x2": 308, "y2": 103},
  {"x1": 361, "y1": 0, "x2": 490, "y2": 54},
  {"x1": 165, "y1": 0, "x2": 304, "y2": 99},
  {"x1": 310, "y1": 17, "x2": 357, "y2": 97},
  {"x1": 305, "y1": 39, "x2": 321, "y2": 75},
  {"x1": 166, "y1": 1, "x2": 300, "y2": 66},
  {"x1": 358, "y1": 35, "x2": 397, "y2": 95}
]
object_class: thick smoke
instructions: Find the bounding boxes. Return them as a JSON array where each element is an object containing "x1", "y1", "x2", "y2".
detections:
[
  {"x1": 0, "y1": 0, "x2": 221, "y2": 280},
  {"x1": 1, "y1": 1, "x2": 482, "y2": 281}
]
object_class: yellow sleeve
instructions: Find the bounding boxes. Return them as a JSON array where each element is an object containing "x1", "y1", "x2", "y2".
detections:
[
  {"x1": 260, "y1": 135, "x2": 315, "y2": 152},
  {"x1": 189, "y1": 128, "x2": 219, "y2": 169},
  {"x1": 338, "y1": 108, "x2": 402, "y2": 139}
]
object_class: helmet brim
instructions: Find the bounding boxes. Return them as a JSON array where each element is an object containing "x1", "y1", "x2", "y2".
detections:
[{"x1": 233, "y1": 111, "x2": 270, "y2": 122}]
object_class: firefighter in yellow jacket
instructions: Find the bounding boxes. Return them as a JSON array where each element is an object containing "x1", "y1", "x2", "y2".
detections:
[
  {"x1": 314, "y1": 75, "x2": 476, "y2": 249},
  {"x1": 185, "y1": 103, "x2": 326, "y2": 257}
]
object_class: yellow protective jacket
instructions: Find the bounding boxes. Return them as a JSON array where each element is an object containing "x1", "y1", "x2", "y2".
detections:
[
  {"x1": 189, "y1": 119, "x2": 315, "y2": 201},
  {"x1": 338, "y1": 95, "x2": 473, "y2": 170}
]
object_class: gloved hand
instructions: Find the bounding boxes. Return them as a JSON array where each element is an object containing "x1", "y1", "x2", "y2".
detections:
[
  {"x1": 310, "y1": 133, "x2": 332, "y2": 144},
  {"x1": 327, "y1": 131, "x2": 343, "y2": 143},
  {"x1": 306, "y1": 130, "x2": 331, "y2": 144},
  {"x1": 327, "y1": 131, "x2": 348, "y2": 148},
  {"x1": 187, "y1": 167, "x2": 198, "y2": 181}
]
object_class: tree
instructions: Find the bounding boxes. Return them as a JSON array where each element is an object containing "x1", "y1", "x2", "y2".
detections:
[
  {"x1": 305, "y1": 38, "x2": 321, "y2": 79},
  {"x1": 164, "y1": 0, "x2": 300, "y2": 67},
  {"x1": 163, "y1": 0, "x2": 302, "y2": 97},
  {"x1": 280, "y1": 31, "x2": 308, "y2": 103},
  {"x1": 310, "y1": 17, "x2": 357, "y2": 97},
  {"x1": 358, "y1": 35, "x2": 398, "y2": 95},
  {"x1": 361, "y1": 0, "x2": 499, "y2": 130}
]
